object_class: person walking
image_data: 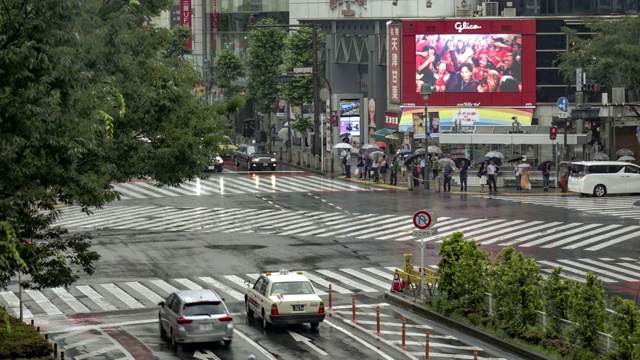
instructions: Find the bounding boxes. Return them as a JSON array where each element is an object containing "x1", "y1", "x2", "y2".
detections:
[
  {"x1": 379, "y1": 155, "x2": 388, "y2": 184},
  {"x1": 487, "y1": 160, "x2": 498, "y2": 193},
  {"x1": 541, "y1": 162, "x2": 551, "y2": 191},
  {"x1": 390, "y1": 156, "x2": 400, "y2": 185},
  {"x1": 345, "y1": 151, "x2": 352, "y2": 179},
  {"x1": 477, "y1": 163, "x2": 487, "y2": 193},
  {"x1": 520, "y1": 167, "x2": 530, "y2": 193},
  {"x1": 339, "y1": 149, "x2": 347, "y2": 175},
  {"x1": 459, "y1": 160, "x2": 468, "y2": 191},
  {"x1": 270, "y1": 125, "x2": 277, "y2": 148},
  {"x1": 412, "y1": 159, "x2": 421, "y2": 187},
  {"x1": 443, "y1": 162, "x2": 453, "y2": 192}
]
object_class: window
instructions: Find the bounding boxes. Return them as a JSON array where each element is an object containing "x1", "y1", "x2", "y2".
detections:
[
  {"x1": 183, "y1": 302, "x2": 225, "y2": 316},
  {"x1": 270, "y1": 281, "x2": 315, "y2": 296},
  {"x1": 259, "y1": 279, "x2": 268, "y2": 295},
  {"x1": 625, "y1": 165, "x2": 640, "y2": 174},
  {"x1": 253, "y1": 277, "x2": 264, "y2": 291}
]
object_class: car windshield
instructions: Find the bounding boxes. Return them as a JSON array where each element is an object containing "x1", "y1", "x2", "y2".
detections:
[
  {"x1": 270, "y1": 281, "x2": 315, "y2": 296},
  {"x1": 182, "y1": 301, "x2": 225, "y2": 316},
  {"x1": 247, "y1": 145, "x2": 268, "y2": 154}
]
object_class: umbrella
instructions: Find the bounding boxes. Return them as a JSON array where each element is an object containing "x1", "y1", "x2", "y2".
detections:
[
  {"x1": 374, "y1": 141, "x2": 387, "y2": 148},
  {"x1": 368, "y1": 151, "x2": 386, "y2": 160},
  {"x1": 517, "y1": 163, "x2": 531, "y2": 168},
  {"x1": 277, "y1": 128, "x2": 289, "y2": 140},
  {"x1": 438, "y1": 158, "x2": 456, "y2": 168},
  {"x1": 619, "y1": 155, "x2": 636, "y2": 161},
  {"x1": 402, "y1": 153, "x2": 426, "y2": 166},
  {"x1": 537, "y1": 161, "x2": 553, "y2": 170},
  {"x1": 507, "y1": 156, "x2": 524, "y2": 163},
  {"x1": 454, "y1": 158, "x2": 471, "y2": 168},
  {"x1": 593, "y1": 152, "x2": 610, "y2": 161},
  {"x1": 340, "y1": 132, "x2": 351, "y2": 138},
  {"x1": 428, "y1": 145, "x2": 443, "y2": 154},
  {"x1": 485, "y1": 151, "x2": 505, "y2": 159},
  {"x1": 616, "y1": 148, "x2": 635, "y2": 157},
  {"x1": 474, "y1": 156, "x2": 490, "y2": 166},
  {"x1": 397, "y1": 149, "x2": 412, "y2": 156},
  {"x1": 414, "y1": 148, "x2": 426, "y2": 155},
  {"x1": 361, "y1": 144, "x2": 380, "y2": 150},
  {"x1": 332, "y1": 143, "x2": 353, "y2": 150}
]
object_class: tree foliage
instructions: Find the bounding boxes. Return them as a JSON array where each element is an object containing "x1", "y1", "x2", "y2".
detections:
[
  {"x1": 437, "y1": 232, "x2": 490, "y2": 315},
  {"x1": 565, "y1": 272, "x2": 607, "y2": 356},
  {"x1": 490, "y1": 247, "x2": 542, "y2": 337},
  {"x1": 246, "y1": 18, "x2": 287, "y2": 114},
  {"x1": 557, "y1": 14, "x2": 640, "y2": 89},
  {"x1": 280, "y1": 27, "x2": 326, "y2": 106},
  {"x1": 542, "y1": 267, "x2": 572, "y2": 339},
  {"x1": 609, "y1": 296, "x2": 640, "y2": 360},
  {"x1": 212, "y1": 49, "x2": 245, "y2": 99},
  {"x1": 0, "y1": 0, "x2": 226, "y2": 290}
]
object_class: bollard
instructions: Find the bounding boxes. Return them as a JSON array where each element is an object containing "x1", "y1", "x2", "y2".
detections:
[
  {"x1": 328, "y1": 284, "x2": 333, "y2": 311},
  {"x1": 351, "y1": 294, "x2": 356, "y2": 323},
  {"x1": 30, "y1": 319, "x2": 34, "y2": 326},
  {"x1": 54, "y1": 343, "x2": 58, "y2": 355},
  {"x1": 287, "y1": 149, "x2": 293, "y2": 162},
  {"x1": 473, "y1": 348, "x2": 478, "y2": 360},
  {"x1": 61, "y1": 351, "x2": 65, "y2": 360},
  {"x1": 296, "y1": 150, "x2": 301, "y2": 165},
  {"x1": 401, "y1": 317, "x2": 406, "y2": 349},
  {"x1": 37, "y1": 326, "x2": 40, "y2": 332},
  {"x1": 375, "y1": 306, "x2": 381, "y2": 335},
  {"x1": 425, "y1": 330, "x2": 430, "y2": 359},
  {"x1": 45, "y1": 334, "x2": 48, "y2": 340}
]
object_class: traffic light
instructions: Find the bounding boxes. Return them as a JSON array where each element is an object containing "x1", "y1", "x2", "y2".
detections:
[
  {"x1": 549, "y1": 126, "x2": 558, "y2": 140},
  {"x1": 331, "y1": 115, "x2": 339, "y2": 127},
  {"x1": 591, "y1": 121, "x2": 601, "y2": 140}
]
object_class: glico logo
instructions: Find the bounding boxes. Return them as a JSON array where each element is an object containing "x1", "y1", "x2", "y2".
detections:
[{"x1": 454, "y1": 21, "x2": 482, "y2": 33}]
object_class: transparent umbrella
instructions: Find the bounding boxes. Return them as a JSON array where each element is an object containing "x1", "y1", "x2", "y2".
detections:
[
  {"x1": 361, "y1": 144, "x2": 381, "y2": 150},
  {"x1": 277, "y1": 128, "x2": 289, "y2": 140},
  {"x1": 428, "y1": 146, "x2": 443, "y2": 154},
  {"x1": 485, "y1": 151, "x2": 505, "y2": 159},
  {"x1": 616, "y1": 149, "x2": 635, "y2": 157},
  {"x1": 618, "y1": 155, "x2": 636, "y2": 161},
  {"x1": 593, "y1": 152, "x2": 610, "y2": 161},
  {"x1": 332, "y1": 143, "x2": 353, "y2": 150},
  {"x1": 437, "y1": 158, "x2": 456, "y2": 169}
]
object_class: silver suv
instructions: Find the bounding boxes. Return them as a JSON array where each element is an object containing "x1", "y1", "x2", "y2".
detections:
[{"x1": 159, "y1": 289, "x2": 233, "y2": 350}]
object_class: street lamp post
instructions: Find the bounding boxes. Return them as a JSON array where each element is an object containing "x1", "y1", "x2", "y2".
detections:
[{"x1": 420, "y1": 84, "x2": 432, "y2": 190}]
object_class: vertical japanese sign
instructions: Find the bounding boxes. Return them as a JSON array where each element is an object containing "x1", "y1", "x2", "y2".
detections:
[
  {"x1": 180, "y1": 0, "x2": 192, "y2": 49},
  {"x1": 210, "y1": 0, "x2": 219, "y2": 40},
  {"x1": 387, "y1": 23, "x2": 401, "y2": 104}
]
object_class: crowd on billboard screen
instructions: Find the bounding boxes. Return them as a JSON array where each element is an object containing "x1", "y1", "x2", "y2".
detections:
[{"x1": 415, "y1": 34, "x2": 522, "y2": 93}]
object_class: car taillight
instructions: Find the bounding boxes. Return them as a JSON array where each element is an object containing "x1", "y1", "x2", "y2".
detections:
[
  {"x1": 219, "y1": 315, "x2": 233, "y2": 322},
  {"x1": 271, "y1": 303, "x2": 279, "y2": 316},
  {"x1": 177, "y1": 317, "x2": 192, "y2": 324},
  {"x1": 319, "y1": 301, "x2": 325, "y2": 314}
]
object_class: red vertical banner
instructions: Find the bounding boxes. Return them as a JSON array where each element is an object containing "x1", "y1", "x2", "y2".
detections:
[
  {"x1": 387, "y1": 23, "x2": 402, "y2": 105},
  {"x1": 180, "y1": 0, "x2": 192, "y2": 49}
]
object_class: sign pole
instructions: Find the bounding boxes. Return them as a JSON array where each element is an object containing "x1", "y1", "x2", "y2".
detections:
[
  {"x1": 420, "y1": 237, "x2": 424, "y2": 294},
  {"x1": 412, "y1": 210, "x2": 438, "y2": 297}
]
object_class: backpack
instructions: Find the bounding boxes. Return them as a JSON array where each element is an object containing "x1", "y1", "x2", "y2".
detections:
[{"x1": 342, "y1": 156, "x2": 348, "y2": 165}]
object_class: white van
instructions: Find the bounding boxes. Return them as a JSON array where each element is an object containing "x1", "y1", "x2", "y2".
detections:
[{"x1": 568, "y1": 161, "x2": 640, "y2": 197}]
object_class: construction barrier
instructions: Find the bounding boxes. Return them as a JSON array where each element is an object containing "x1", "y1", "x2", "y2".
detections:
[{"x1": 391, "y1": 254, "x2": 438, "y2": 296}]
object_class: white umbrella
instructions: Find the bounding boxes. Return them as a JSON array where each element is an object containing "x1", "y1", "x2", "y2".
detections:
[
  {"x1": 517, "y1": 163, "x2": 531, "y2": 168},
  {"x1": 277, "y1": 128, "x2": 289, "y2": 140},
  {"x1": 618, "y1": 155, "x2": 636, "y2": 161},
  {"x1": 485, "y1": 151, "x2": 505, "y2": 159},
  {"x1": 428, "y1": 145, "x2": 443, "y2": 154},
  {"x1": 437, "y1": 158, "x2": 456, "y2": 168},
  {"x1": 616, "y1": 148, "x2": 635, "y2": 156},
  {"x1": 361, "y1": 144, "x2": 381, "y2": 150},
  {"x1": 593, "y1": 152, "x2": 610, "y2": 161},
  {"x1": 333, "y1": 143, "x2": 353, "y2": 150},
  {"x1": 368, "y1": 151, "x2": 386, "y2": 160}
]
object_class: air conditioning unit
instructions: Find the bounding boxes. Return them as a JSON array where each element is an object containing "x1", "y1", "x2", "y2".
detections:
[
  {"x1": 455, "y1": 8, "x2": 474, "y2": 17},
  {"x1": 502, "y1": 7, "x2": 516, "y2": 17},
  {"x1": 482, "y1": 2, "x2": 499, "y2": 16}
]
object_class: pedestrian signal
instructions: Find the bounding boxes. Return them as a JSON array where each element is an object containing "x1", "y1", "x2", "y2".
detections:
[
  {"x1": 549, "y1": 126, "x2": 558, "y2": 140},
  {"x1": 331, "y1": 115, "x2": 339, "y2": 127}
]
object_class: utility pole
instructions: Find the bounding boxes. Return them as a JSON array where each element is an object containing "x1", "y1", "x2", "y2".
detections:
[{"x1": 312, "y1": 22, "x2": 320, "y2": 156}]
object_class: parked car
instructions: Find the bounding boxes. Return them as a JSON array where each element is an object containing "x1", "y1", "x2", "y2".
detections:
[
  {"x1": 159, "y1": 289, "x2": 233, "y2": 350},
  {"x1": 245, "y1": 269, "x2": 325, "y2": 329},
  {"x1": 568, "y1": 161, "x2": 640, "y2": 197},
  {"x1": 232, "y1": 144, "x2": 277, "y2": 171},
  {"x1": 205, "y1": 153, "x2": 224, "y2": 172}
]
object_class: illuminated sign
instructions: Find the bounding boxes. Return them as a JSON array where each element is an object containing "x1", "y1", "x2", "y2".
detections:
[
  {"x1": 454, "y1": 22, "x2": 482, "y2": 33},
  {"x1": 388, "y1": 24, "x2": 402, "y2": 104},
  {"x1": 180, "y1": 0, "x2": 192, "y2": 49}
]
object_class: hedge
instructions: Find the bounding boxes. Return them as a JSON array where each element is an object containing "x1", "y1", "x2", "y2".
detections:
[{"x1": 0, "y1": 307, "x2": 54, "y2": 360}]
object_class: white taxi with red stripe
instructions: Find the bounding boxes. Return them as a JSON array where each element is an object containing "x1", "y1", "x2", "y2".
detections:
[{"x1": 245, "y1": 269, "x2": 325, "y2": 329}]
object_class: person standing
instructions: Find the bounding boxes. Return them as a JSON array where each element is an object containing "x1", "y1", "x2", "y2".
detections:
[
  {"x1": 542, "y1": 162, "x2": 551, "y2": 191},
  {"x1": 344, "y1": 151, "x2": 352, "y2": 178},
  {"x1": 459, "y1": 160, "x2": 468, "y2": 191},
  {"x1": 515, "y1": 161, "x2": 522, "y2": 191},
  {"x1": 520, "y1": 167, "x2": 530, "y2": 193},
  {"x1": 400, "y1": 155, "x2": 407, "y2": 177},
  {"x1": 487, "y1": 160, "x2": 498, "y2": 193},
  {"x1": 443, "y1": 162, "x2": 453, "y2": 192},
  {"x1": 390, "y1": 156, "x2": 400, "y2": 185},
  {"x1": 270, "y1": 125, "x2": 277, "y2": 147},
  {"x1": 419, "y1": 157, "x2": 426, "y2": 183},
  {"x1": 364, "y1": 154, "x2": 373, "y2": 180},
  {"x1": 430, "y1": 154, "x2": 439, "y2": 180},
  {"x1": 379, "y1": 155, "x2": 388, "y2": 184},
  {"x1": 356, "y1": 153, "x2": 364, "y2": 179},
  {"x1": 412, "y1": 160, "x2": 421, "y2": 187},
  {"x1": 340, "y1": 149, "x2": 347, "y2": 175},
  {"x1": 477, "y1": 163, "x2": 487, "y2": 193},
  {"x1": 372, "y1": 158, "x2": 380, "y2": 183}
]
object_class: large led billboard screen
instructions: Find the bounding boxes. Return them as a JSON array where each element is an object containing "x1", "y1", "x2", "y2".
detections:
[{"x1": 403, "y1": 20, "x2": 536, "y2": 107}]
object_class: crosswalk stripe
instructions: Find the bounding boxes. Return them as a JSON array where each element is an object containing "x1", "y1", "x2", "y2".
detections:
[
  {"x1": 175, "y1": 278, "x2": 203, "y2": 290},
  {"x1": 161, "y1": 184, "x2": 196, "y2": 196},
  {"x1": 151, "y1": 208, "x2": 215, "y2": 231},
  {"x1": 133, "y1": 208, "x2": 210, "y2": 230},
  {"x1": 0, "y1": 291, "x2": 33, "y2": 319},
  {"x1": 578, "y1": 258, "x2": 640, "y2": 278},
  {"x1": 303, "y1": 272, "x2": 352, "y2": 294},
  {"x1": 586, "y1": 228, "x2": 640, "y2": 251},
  {"x1": 273, "y1": 177, "x2": 320, "y2": 192},
  {"x1": 116, "y1": 182, "x2": 164, "y2": 198},
  {"x1": 520, "y1": 223, "x2": 600, "y2": 247},
  {"x1": 209, "y1": 209, "x2": 280, "y2": 232},
  {"x1": 71, "y1": 207, "x2": 168, "y2": 228},
  {"x1": 315, "y1": 270, "x2": 377, "y2": 293},
  {"x1": 619, "y1": 262, "x2": 640, "y2": 272},
  {"x1": 217, "y1": 177, "x2": 262, "y2": 193},
  {"x1": 201, "y1": 277, "x2": 245, "y2": 301},
  {"x1": 76, "y1": 286, "x2": 117, "y2": 311},
  {"x1": 106, "y1": 207, "x2": 190, "y2": 229},
  {"x1": 135, "y1": 181, "x2": 181, "y2": 196},
  {"x1": 318, "y1": 216, "x2": 392, "y2": 237},
  {"x1": 363, "y1": 267, "x2": 394, "y2": 281},
  {"x1": 467, "y1": 220, "x2": 530, "y2": 244},
  {"x1": 556, "y1": 259, "x2": 636, "y2": 282},
  {"x1": 337, "y1": 215, "x2": 400, "y2": 238},
  {"x1": 100, "y1": 284, "x2": 144, "y2": 309},
  {"x1": 563, "y1": 226, "x2": 636, "y2": 249},
  {"x1": 339, "y1": 269, "x2": 389, "y2": 289},
  {"x1": 125, "y1": 282, "x2": 164, "y2": 304},
  {"x1": 277, "y1": 213, "x2": 338, "y2": 235},
  {"x1": 542, "y1": 224, "x2": 621, "y2": 248},
  {"x1": 25, "y1": 290, "x2": 63, "y2": 316},
  {"x1": 56, "y1": 206, "x2": 144, "y2": 226},
  {"x1": 537, "y1": 260, "x2": 613, "y2": 282},
  {"x1": 498, "y1": 222, "x2": 563, "y2": 246},
  {"x1": 111, "y1": 184, "x2": 147, "y2": 198},
  {"x1": 150, "y1": 280, "x2": 179, "y2": 295},
  {"x1": 51, "y1": 287, "x2": 89, "y2": 313}
]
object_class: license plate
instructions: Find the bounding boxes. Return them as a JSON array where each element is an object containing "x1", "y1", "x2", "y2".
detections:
[
  {"x1": 199, "y1": 323, "x2": 213, "y2": 331},
  {"x1": 263, "y1": 163, "x2": 268, "y2": 166},
  {"x1": 292, "y1": 305, "x2": 305, "y2": 312}
]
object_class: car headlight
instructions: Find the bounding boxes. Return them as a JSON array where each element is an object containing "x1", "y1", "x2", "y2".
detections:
[
  {"x1": 252, "y1": 158, "x2": 260, "y2": 162},
  {"x1": 271, "y1": 158, "x2": 276, "y2": 162}
]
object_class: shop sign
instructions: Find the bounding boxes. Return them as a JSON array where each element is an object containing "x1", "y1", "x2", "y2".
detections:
[
  {"x1": 388, "y1": 24, "x2": 401, "y2": 104},
  {"x1": 180, "y1": 0, "x2": 192, "y2": 49},
  {"x1": 384, "y1": 112, "x2": 399, "y2": 129},
  {"x1": 454, "y1": 22, "x2": 482, "y2": 33}
]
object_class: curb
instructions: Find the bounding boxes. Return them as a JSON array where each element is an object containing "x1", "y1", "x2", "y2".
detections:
[{"x1": 384, "y1": 291, "x2": 554, "y2": 360}]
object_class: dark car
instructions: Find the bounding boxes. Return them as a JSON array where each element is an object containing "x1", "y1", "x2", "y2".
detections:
[{"x1": 232, "y1": 144, "x2": 277, "y2": 171}]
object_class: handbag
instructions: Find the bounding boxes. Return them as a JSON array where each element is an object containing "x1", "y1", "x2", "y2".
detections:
[{"x1": 354, "y1": 168, "x2": 360, "y2": 175}]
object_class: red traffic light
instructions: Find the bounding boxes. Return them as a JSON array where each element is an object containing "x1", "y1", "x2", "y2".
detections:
[
  {"x1": 549, "y1": 126, "x2": 558, "y2": 140},
  {"x1": 331, "y1": 115, "x2": 339, "y2": 127}
]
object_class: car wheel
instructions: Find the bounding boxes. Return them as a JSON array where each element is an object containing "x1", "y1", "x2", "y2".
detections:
[
  {"x1": 223, "y1": 339, "x2": 232, "y2": 347},
  {"x1": 171, "y1": 330, "x2": 179, "y2": 353},
  {"x1": 261, "y1": 309, "x2": 270, "y2": 329},
  {"x1": 246, "y1": 299, "x2": 254, "y2": 317},
  {"x1": 593, "y1": 184, "x2": 607, "y2": 197},
  {"x1": 310, "y1": 322, "x2": 319, "y2": 329},
  {"x1": 159, "y1": 318, "x2": 166, "y2": 339}
]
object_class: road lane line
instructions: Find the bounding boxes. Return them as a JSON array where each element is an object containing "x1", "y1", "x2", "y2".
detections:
[
  {"x1": 233, "y1": 329, "x2": 278, "y2": 360},
  {"x1": 323, "y1": 319, "x2": 397, "y2": 360}
]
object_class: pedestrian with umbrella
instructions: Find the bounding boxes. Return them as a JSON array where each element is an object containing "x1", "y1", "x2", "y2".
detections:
[
  {"x1": 443, "y1": 161, "x2": 453, "y2": 192},
  {"x1": 459, "y1": 159, "x2": 468, "y2": 192},
  {"x1": 477, "y1": 162, "x2": 487, "y2": 193},
  {"x1": 539, "y1": 161, "x2": 552, "y2": 191},
  {"x1": 487, "y1": 160, "x2": 499, "y2": 193},
  {"x1": 430, "y1": 154, "x2": 440, "y2": 181},
  {"x1": 390, "y1": 155, "x2": 400, "y2": 185}
]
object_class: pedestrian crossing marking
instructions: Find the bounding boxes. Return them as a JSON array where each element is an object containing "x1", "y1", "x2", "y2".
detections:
[
  {"x1": 125, "y1": 282, "x2": 163, "y2": 304},
  {"x1": 76, "y1": 286, "x2": 117, "y2": 312},
  {"x1": 51, "y1": 287, "x2": 90, "y2": 313},
  {"x1": 202, "y1": 277, "x2": 245, "y2": 301},
  {"x1": 109, "y1": 175, "x2": 382, "y2": 200},
  {"x1": 100, "y1": 284, "x2": 144, "y2": 309}
]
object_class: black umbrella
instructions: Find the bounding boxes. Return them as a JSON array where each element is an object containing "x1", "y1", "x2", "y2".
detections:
[
  {"x1": 507, "y1": 156, "x2": 524, "y2": 163},
  {"x1": 340, "y1": 132, "x2": 351, "y2": 138},
  {"x1": 403, "y1": 153, "x2": 426, "y2": 167},
  {"x1": 474, "y1": 156, "x2": 490, "y2": 166},
  {"x1": 454, "y1": 158, "x2": 471, "y2": 168},
  {"x1": 489, "y1": 157, "x2": 502, "y2": 166},
  {"x1": 537, "y1": 161, "x2": 554, "y2": 171}
]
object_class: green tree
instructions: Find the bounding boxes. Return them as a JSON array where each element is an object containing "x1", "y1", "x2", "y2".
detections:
[
  {"x1": 165, "y1": 25, "x2": 194, "y2": 58},
  {"x1": 610, "y1": 296, "x2": 640, "y2": 360},
  {"x1": 557, "y1": 15, "x2": 640, "y2": 90},
  {"x1": 542, "y1": 267, "x2": 572, "y2": 339},
  {"x1": 437, "y1": 232, "x2": 490, "y2": 315},
  {"x1": 566, "y1": 272, "x2": 607, "y2": 356},
  {"x1": 212, "y1": 49, "x2": 245, "y2": 99},
  {"x1": 490, "y1": 247, "x2": 542, "y2": 337}
]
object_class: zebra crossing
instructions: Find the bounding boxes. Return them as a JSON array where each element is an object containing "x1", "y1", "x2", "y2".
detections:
[
  {"x1": 485, "y1": 194, "x2": 640, "y2": 220},
  {"x1": 56, "y1": 205, "x2": 640, "y2": 250},
  {"x1": 0, "y1": 266, "x2": 400, "y2": 320},
  {"x1": 111, "y1": 175, "x2": 381, "y2": 200},
  {"x1": 537, "y1": 257, "x2": 640, "y2": 284}
]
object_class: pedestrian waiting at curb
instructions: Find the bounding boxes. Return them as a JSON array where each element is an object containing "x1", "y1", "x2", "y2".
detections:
[
  {"x1": 541, "y1": 162, "x2": 551, "y2": 191},
  {"x1": 515, "y1": 161, "x2": 522, "y2": 191},
  {"x1": 379, "y1": 155, "x2": 388, "y2": 184},
  {"x1": 459, "y1": 159, "x2": 468, "y2": 191},
  {"x1": 372, "y1": 158, "x2": 380, "y2": 183},
  {"x1": 443, "y1": 162, "x2": 453, "y2": 192},
  {"x1": 477, "y1": 163, "x2": 487, "y2": 193},
  {"x1": 356, "y1": 153, "x2": 364, "y2": 179},
  {"x1": 400, "y1": 155, "x2": 407, "y2": 177},
  {"x1": 390, "y1": 156, "x2": 400, "y2": 185},
  {"x1": 520, "y1": 167, "x2": 530, "y2": 193},
  {"x1": 420, "y1": 157, "x2": 426, "y2": 183},
  {"x1": 364, "y1": 154, "x2": 373, "y2": 180},
  {"x1": 430, "y1": 154, "x2": 439, "y2": 181},
  {"x1": 339, "y1": 149, "x2": 347, "y2": 175},
  {"x1": 412, "y1": 159, "x2": 421, "y2": 188},
  {"x1": 487, "y1": 160, "x2": 499, "y2": 193},
  {"x1": 344, "y1": 151, "x2": 352, "y2": 179}
]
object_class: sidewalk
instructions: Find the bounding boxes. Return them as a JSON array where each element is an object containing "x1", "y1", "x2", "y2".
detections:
[{"x1": 274, "y1": 140, "x2": 578, "y2": 196}]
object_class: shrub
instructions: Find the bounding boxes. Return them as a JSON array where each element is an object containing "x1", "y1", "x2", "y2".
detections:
[
  {"x1": 566, "y1": 272, "x2": 607, "y2": 356},
  {"x1": 543, "y1": 266, "x2": 572, "y2": 340},
  {"x1": 0, "y1": 308, "x2": 53, "y2": 359}
]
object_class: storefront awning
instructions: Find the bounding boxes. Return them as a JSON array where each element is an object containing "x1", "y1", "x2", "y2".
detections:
[{"x1": 370, "y1": 128, "x2": 398, "y2": 140}]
